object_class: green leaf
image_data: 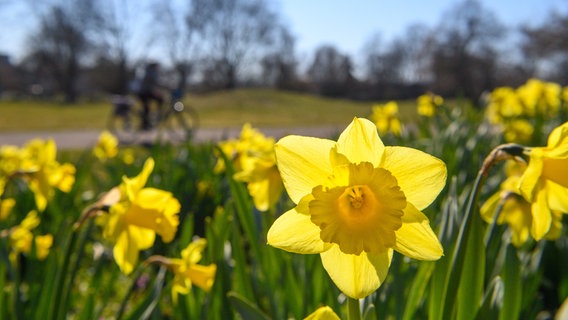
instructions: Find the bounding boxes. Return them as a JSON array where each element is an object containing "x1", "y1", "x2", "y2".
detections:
[
  {"x1": 403, "y1": 261, "x2": 435, "y2": 320},
  {"x1": 499, "y1": 244, "x2": 521, "y2": 320},
  {"x1": 456, "y1": 200, "x2": 485, "y2": 320},
  {"x1": 227, "y1": 291, "x2": 271, "y2": 320}
]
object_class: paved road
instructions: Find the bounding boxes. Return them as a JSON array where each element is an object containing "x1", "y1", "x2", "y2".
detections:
[{"x1": 0, "y1": 126, "x2": 343, "y2": 150}]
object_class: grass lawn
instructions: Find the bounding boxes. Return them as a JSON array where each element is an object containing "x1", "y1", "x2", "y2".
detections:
[{"x1": 0, "y1": 88, "x2": 420, "y2": 132}]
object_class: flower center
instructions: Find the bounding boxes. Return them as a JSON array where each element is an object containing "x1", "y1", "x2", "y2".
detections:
[
  {"x1": 348, "y1": 186, "x2": 364, "y2": 209},
  {"x1": 309, "y1": 162, "x2": 406, "y2": 255}
]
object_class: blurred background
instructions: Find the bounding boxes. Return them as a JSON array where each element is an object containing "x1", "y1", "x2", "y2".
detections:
[{"x1": 0, "y1": 0, "x2": 567, "y2": 104}]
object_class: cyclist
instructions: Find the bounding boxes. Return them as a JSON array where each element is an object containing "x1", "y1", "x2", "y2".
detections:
[{"x1": 136, "y1": 62, "x2": 165, "y2": 130}]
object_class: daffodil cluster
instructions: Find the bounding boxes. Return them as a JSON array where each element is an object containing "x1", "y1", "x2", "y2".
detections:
[
  {"x1": 216, "y1": 123, "x2": 283, "y2": 211},
  {"x1": 417, "y1": 92, "x2": 444, "y2": 117},
  {"x1": 370, "y1": 101, "x2": 402, "y2": 136},
  {"x1": 0, "y1": 139, "x2": 75, "y2": 212},
  {"x1": 82, "y1": 158, "x2": 181, "y2": 275},
  {"x1": 482, "y1": 122, "x2": 568, "y2": 246},
  {"x1": 268, "y1": 117, "x2": 445, "y2": 299},
  {"x1": 146, "y1": 238, "x2": 216, "y2": 303},
  {"x1": 485, "y1": 78, "x2": 566, "y2": 143},
  {"x1": 2, "y1": 210, "x2": 53, "y2": 262}
]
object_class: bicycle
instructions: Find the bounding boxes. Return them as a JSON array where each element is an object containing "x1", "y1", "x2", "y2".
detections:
[{"x1": 107, "y1": 90, "x2": 199, "y2": 144}]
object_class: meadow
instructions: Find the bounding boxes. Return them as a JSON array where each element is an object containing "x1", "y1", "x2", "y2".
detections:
[
  {"x1": 1, "y1": 81, "x2": 568, "y2": 320},
  {"x1": 0, "y1": 89, "x2": 404, "y2": 132}
]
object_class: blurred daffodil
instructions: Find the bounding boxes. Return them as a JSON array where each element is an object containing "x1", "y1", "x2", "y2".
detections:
[
  {"x1": 147, "y1": 238, "x2": 216, "y2": 304},
  {"x1": 417, "y1": 92, "x2": 444, "y2": 117},
  {"x1": 267, "y1": 117, "x2": 445, "y2": 298},
  {"x1": 481, "y1": 162, "x2": 552, "y2": 246},
  {"x1": 81, "y1": 158, "x2": 181, "y2": 274},
  {"x1": 0, "y1": 198, "x2": 15, "y2": 220},
  {"x1": 0, "y1": 140, "x2": 75, "y2": 211},
  {"x1": 503, "y1": 119, "x2": 534, "y2": 143},
  {"x1": 516, "y1": 78, "x2": 561, "y2": 116},
  {"x1": 370, "y1": 101, "x2": 402, "y2": 136},
  {"x1": 304, "y1": 306, "x2": 340, "y2": 320},
  {"x1": 518, "y1": 121, "x2": 568, "y2": 240},
  {"x1": 217, "y1": 123, "x2": 283, "y2": 211},
  {"x1": 23, "y1": 139, "x2": 75, "y2": 211},
  {"x1": 5, "y1": 210, "x2": 53, "y2": 262},
  {"x1": 93, "y1": 130, "x2": 119, "y2": 160}
]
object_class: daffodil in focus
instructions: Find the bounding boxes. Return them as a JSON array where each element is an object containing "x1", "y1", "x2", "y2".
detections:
[
  {"x1": 94, "y1": 158, "x2": 181, "y2": 274},
  {"x1": 6, "y1": 210, "x2": 53, "y2": 261},
  {"x1": 147, "y1": 238, "x2": 216, "y2": 303},
  {"x1": 93, "y1": 130, "x2": 119, "y2": 160},
  {"x1": 370, "y1": 101, "x2": 402, "y2": 136},
  {"x1": 267, "y1": 117, "x2": 445, "y2": 298},
  {"x1": 304, "y1": 306, "x2": 340, "y2": 320},
  {"x1": 217, "y1": 123, "x2": 283, "y2": 211},
  {"x1": 518, "y1": 121, "x2": 568, "y2": 240},
  {"x1": 417, "y1": 92, "x2": 444, "y2": 117}
]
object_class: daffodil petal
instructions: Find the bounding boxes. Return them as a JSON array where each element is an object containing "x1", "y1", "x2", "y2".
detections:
[
  {"x1": 393, "y1": 203, "x2": 443, "y2": 260},
  {"x1": 304, "y1": 306, "x2": 341, "y2": 320},
  {"x1": 546, "y1": 181, "x2": 568, "y2": 212},
  {"x1": 381, "y1": 146, "x2": 447, "y2": 210},
  {"x1": 129, "y1": 225, "x2": 156, "y2": 250},
  {"x1": 336, "y1": 117, "x2": 384, "y2": 166},
  {"x1": 519, "y1": 153, "x2": 543, "y2": 202},
  {"x1": 320, "y1": 245, "x2": 392, "y2": 299},
  {"x1": 275, "y1": 136, "x2": 334, "y2": 203},
  {"x1": 531, "y1": 191, "x2": 552, "y2": 241},
  {"x1": 267, "y1": 207, "x2": 329, "y2": 254},
  {"x1": 187, "y1": 264, "x2": 217, "y2": 292},
  {"x1": 113, "y1": 230, "x2": 140, "y2": 275}
]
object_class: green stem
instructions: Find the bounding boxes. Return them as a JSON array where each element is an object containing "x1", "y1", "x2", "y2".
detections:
[
  {"x1": 347, "y1": 297, "x2": 361, "y2": 320},
  {"x1": 116, "y1": 264, "x2": 146, "y2": 320},
  {"x1": 441, "y1": 143, "x2": 525, "y2": 319}
]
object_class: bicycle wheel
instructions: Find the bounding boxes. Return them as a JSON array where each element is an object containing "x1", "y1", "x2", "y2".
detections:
[
  {"x1": 107, "y1": 104, "x2": 140, "y2": 144},
  {"x1": 161, "y1": 101, "x2": 199, "y2": 142}
]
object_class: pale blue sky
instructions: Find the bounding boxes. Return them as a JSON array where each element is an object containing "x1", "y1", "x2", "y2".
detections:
[
  {"x1": 278, "y1": 0, "x2": 567, "y2": 57},
  {"x1": 1, "y1": 0, "x2": 566, "y2": 63}
]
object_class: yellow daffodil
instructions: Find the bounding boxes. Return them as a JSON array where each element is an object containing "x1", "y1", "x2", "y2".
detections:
[
  {"x1": 93, "y1": 130, "x2": 119, "y2": 160},
  {"x1": 97, "y1": 158, "x2": 181, "y2": 274},
  {"x1": 267, "y1": 117, "x2": 445, "y2": 298},
  {"x1": 519, "y1": 121, "x2": 568, "y2": 240},
  {"x1": 503, "y1": 119, "x2": 534, "y2": 143},
  {"x1": 481, "y1": 161, "x2": 533, "y2": 246},
  {"x1": 121, "y1": 148, "x2": 135, "y2": 165},
  {"x1": 18, "y1": 139, "x2": 76, "y2": 211},
  {"x1": 0, "y1": 198, "x2": 15, "y2": 220},
  {"x1": 485, "y1": 86, "x2": 523, "y2": 125},
  {"x1": 417, "y1": 92, "x2": 444, "y2": 117},
  {"x1": 217, "y1": 123, "x2": 283, "y2": 211},
  {"x1": 146, "y1": 238, "x2": 216, "y2": 304},
  {"x1": 7, "y1": 210, "x2": 53, "y2": 261},
  {"x1": 516, "y1": 78, "x2": 561, "y2": 116},
  {"x1": 370, "y1": 101, "x2": 402, "y2": 136},
  {"x1": 304, "y1": 306, "x2": 340, "y2": 320}
]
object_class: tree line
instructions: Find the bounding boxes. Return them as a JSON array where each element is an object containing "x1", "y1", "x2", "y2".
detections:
[{"x1": 0, "y1": 0, "x2": 566, "y2": 104}]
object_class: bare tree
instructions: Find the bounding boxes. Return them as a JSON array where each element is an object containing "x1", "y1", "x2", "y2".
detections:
[
  {"x1": 25, "y1": 0, "x2": 104, "y2": 102},
  {"x1": 521, "y1": 11, "x2": 568, "y2": 83},
  {"x1": 431, "y1": 0, "x2": 504, "y2": 101},
  {"x1": 261, "y1": 25, "x2": 298, "y2": 89},
  {"x1": 187, "y1": 0, "x2": 282, "y2": 89},
  {"x1": 307, "y1": 45, "x2": 355, "y2": 97}
]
